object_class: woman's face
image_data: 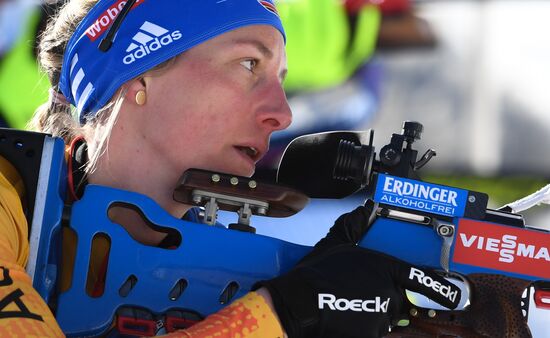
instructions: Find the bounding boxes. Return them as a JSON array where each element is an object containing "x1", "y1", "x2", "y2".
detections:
[{"x1": 104, "y1": 25, "x2": 290, "y2": 209}]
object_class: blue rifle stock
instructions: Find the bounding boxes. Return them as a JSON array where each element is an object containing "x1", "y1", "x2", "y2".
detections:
[{"x1": 54, "y1": 178, "x2": 550, "y2": 337}]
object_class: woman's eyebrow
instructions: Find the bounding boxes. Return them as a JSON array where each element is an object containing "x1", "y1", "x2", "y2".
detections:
[{"x1": 233, "y1": 38, "x2": 274, "y2": 59}]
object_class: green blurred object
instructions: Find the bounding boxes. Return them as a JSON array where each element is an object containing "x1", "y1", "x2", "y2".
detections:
[
  {"x1": 278, "y1": 0, "x2": 380, "y2": 92},
  {"x1": 0, "y1": 1, "x2": 380, "y2": 128},
  {"x1": 0, "y1": 8, "x2": 50, "y2": 129},
  {"x1": 424, "y1": 175, "x2": 548, "y2": 208}
]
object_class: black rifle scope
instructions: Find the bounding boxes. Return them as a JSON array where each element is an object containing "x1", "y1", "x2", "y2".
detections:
[{"x1": 277, "y1": 121, "x2": 436, "y2": 198}]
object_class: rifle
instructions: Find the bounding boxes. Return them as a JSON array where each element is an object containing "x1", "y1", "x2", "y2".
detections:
[{"x1": 3, "y1": 122, "x2": 549, "y2": 337}]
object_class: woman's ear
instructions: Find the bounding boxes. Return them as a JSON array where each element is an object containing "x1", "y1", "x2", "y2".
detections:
[{"x1": 125, "y1": 77, "x2": 148, "y2": 107}]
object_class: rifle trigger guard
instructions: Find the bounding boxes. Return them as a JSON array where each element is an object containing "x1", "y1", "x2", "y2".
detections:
[{"x1": 435, "y1": 222, "x2": 455, "y2": 272}]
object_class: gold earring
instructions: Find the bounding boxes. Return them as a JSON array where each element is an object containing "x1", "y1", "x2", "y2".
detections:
[{"x1": 135, "y1": 90, "x2": 147, "y2": 106}]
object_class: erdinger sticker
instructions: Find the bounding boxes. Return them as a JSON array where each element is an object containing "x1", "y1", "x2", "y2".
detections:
[
  {"x1": 258, "y1": 0, "x2": 279, "y2": 16},
  {"x1": 85, "y1": 0, "x2": 146, "y2": 41},
  {"x1": 373, "y1": 174, "x2": 468, "y2": 217},
  {"x1": 453, "y1": 219, "x2": 550, "y2": 279}
]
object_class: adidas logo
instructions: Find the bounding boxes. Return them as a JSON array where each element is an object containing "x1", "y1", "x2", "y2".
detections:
[{"x1": 123, "y1": 21, "x2": 182, "y2": 65}]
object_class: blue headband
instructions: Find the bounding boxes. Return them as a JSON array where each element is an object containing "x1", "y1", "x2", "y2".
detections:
[{"x1": 59, "y1": 0, "x2": 285, "y2": 123}]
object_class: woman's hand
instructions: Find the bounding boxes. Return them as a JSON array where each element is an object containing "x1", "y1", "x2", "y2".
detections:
[{"x1": 255, "y1": 201, "x2": 461, "y2": 338}]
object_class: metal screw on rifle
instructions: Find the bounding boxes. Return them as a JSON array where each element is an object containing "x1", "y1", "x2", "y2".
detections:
[
  {"x1": 230, "y1": 177, "x2": 239, "y2": 185},
  {"x1": 468, "y1": 195, "x2": 476, "y2": 203},
  {"x1": 211, "y1": 174, "x2": 221, "y2": 183},
  {"x1": 248, "y1": 180, "x2": 257, "y2": 189},
  {"x1": 438, "y1": 224, "x2": 454, "y2": 237},
  {"x1": 410, "y1": 308, "x2": 418, "y2": 317},
  {"x1": 428, "y1": 310, "x2": 437, "y2": 318},
  {"x1": 193, "y1": 195, "x2": 202, "y2": 204}
]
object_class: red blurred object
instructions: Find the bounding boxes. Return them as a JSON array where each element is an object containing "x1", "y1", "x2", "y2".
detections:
[
  {"x1": 378, "y1": 0, "x2": 411, "y2": 15},
  {"x1": 344, "y1": 0, "x2": 411, "y2": 15}
]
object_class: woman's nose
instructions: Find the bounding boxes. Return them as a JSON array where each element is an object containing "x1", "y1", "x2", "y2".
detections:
[{"x1": 256, "y1": 82, "x2": 292, "y2": 132}]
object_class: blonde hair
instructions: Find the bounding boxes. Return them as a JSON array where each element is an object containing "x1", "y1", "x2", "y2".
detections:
[
  {"x1": 29, "y1": 0, "x2": 174, "y2": 175},
  {"x1": 29, "y1": 0, "x2": 98, "y2": 142}
]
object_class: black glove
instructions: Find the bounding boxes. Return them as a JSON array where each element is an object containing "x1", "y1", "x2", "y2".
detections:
[{"x1": 256, "y1": 200, "x2": 461, "y2": 338}]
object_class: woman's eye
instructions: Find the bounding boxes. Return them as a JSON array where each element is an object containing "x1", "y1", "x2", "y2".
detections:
[{"x1": 241, "y1": 59, "x2": 257, "y2": 72}]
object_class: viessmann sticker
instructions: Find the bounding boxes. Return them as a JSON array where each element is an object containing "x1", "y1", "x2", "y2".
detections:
[
  {"x1": 373, "y1": 174, "x2": 468, "y2": 217},
  {"x1": 453, "y1": 219, "x2": 550, "y2": 279}
]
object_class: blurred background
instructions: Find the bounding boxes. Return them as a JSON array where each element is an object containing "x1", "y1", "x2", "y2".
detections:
[
  {"x1": 2, "y1": 0, "x2": 548, "y2": 215},
  {"x1": 1, "y1": 0, "x2": 548, "y2": 335}
]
